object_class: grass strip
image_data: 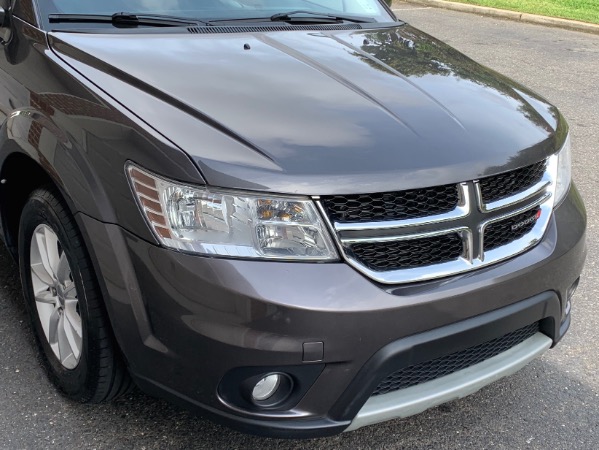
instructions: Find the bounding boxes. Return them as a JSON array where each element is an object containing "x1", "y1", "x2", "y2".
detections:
[{"x1": 449, "y1": 0, "x2": 599, "y2": 24}]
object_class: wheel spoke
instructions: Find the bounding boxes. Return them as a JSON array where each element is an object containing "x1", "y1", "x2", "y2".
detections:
[
  {"x1": 57, "y1": 313, "x2": 78, "y2": 368},
  {"x1": 31, "y1": 262, "x2": 54, "y2": 287},
  {"x1": 35, "y1": 290, "x2": 57, "y2": 305},
  {"x1": 34, "y1": 229, "x2": 57, "y2": 282},
  {"x1": 56, "y1": 254, "x2": 72, "y2": 286},
  {"x1": 57, "y1": 314, "x2": 70, "y2": 362},
  {"x1": 44, "y1": 227, "x2": 61, "y2": 279},
  {"x1": 63, "y1": 282, "x2": 77, "y2": 299},
  {"x1": 64, "y1": 299, "x2": 82, "y2": 338},
  {"x1": 47, "y1": 307, "x2": 61, "y2": 345},
  {"x1": 36, "y1": 301, "x2": 55, "y2": 343},
  {"x1": 62, "y1": 312, "x2": 81, "y2": 361}
]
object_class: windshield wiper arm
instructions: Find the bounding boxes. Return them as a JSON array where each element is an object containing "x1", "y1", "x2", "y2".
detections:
[
  {"x1": 48, "y1": 12, "x2": 207, "y2": 27},
  {"x1": 270, "y1": 10, "x2": 374, "y2": 24}
]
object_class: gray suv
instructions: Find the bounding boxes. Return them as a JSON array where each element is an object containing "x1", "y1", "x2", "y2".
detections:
[{"x1": 0, "y1": 0, "x2": 586, "y2": 438}]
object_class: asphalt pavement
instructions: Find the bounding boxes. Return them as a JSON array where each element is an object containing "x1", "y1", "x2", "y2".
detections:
[{"x1": 1, "y1": 6, "x2": 598, "y2": 449}]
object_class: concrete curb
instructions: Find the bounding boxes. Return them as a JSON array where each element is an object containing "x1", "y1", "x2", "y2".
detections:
[{"x1": 394, "y1": 0, "x2": 599, "y2": 35}]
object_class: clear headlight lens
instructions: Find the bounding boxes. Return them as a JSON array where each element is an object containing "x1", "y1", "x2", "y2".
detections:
[
  {"x1": 127, "y1": 164, "x2": 338, "y2": 260},
  {"x1": 554, "y1": 134, "x2": 572, "y2": 205}
]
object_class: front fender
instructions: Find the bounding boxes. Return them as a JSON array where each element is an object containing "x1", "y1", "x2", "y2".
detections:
[
  {"x1": 0, "y1": 107, "x2": 118, "y2": 223},
  {"x1": 0, "y1": 43, "x2": 207, "y2": 247}
]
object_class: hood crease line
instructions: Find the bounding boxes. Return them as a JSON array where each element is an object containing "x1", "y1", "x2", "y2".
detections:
[
  {"x1": 257, "y1": 33, "x2": 421, "y2": 137},
  {"x1": 326, "y1": 33, "x2": 467, "y2": 132}
]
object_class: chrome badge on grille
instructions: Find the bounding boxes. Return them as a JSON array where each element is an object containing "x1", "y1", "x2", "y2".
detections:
[{"x1": 511, "y1": 210, "x2": 542, "y2": 232}]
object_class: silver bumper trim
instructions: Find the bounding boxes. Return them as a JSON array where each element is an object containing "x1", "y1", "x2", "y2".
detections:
[{"x1": 345, "y1": 332, "x2": 552, "y2": 432}]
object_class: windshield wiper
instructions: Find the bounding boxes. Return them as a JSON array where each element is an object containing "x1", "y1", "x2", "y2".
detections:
[
  {"x1": 270, "y1": 10, "x2": 375, "y2": 24},
  {"x1": 48, "y1": 12, "x2": 208, "y2": 27},
  {"x1": 206, "y1": 10, "x2": 375, "y2": 25}
]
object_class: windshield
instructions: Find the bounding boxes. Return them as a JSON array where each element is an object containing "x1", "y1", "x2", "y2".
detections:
[{"x1": 41, "y1": 0, "x2": 394, "y2": 25}]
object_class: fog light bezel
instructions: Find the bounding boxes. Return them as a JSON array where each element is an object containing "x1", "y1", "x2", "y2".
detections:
[{"x1": 217, "y1": 364, "x2": 325, "y2": 413}]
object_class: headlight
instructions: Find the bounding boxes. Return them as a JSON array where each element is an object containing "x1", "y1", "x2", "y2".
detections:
[
  {"x1": 554, "y1": 134, "x2": 572, "y2": 205},
  {"x1": 126, "y1": 164, "x2": 338, "y2": 260}
]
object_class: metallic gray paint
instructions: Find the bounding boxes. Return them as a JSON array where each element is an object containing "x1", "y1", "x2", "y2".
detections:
[
  {"x1": 76, "y1": 187, "x2": 585, "y2": 434},
  {"x1": 0, "y1": 3, "x2": 586, "y2": 438},
  {"x1": 0, "y1": 17, "x2": 204, "y2": 246},
  {"x1": 48, "y1": 25, "x2": 565, "y2": 196}
]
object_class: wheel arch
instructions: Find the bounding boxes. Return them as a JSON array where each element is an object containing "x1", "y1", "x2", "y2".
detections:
[
  {"x1": 0, "y1": 110, "x2": 116, "y2": 260},
  {"x1": 0, "y1": 150, "x2": 69, "y2": 260}
]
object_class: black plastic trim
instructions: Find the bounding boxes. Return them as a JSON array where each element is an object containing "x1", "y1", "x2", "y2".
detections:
[
  {"x1": 188, "y1": 24, "x2": 363, "y2": 33},
  {"x1": 131, "y1": 372, "x2": 349, "y2": 439},
  {"x1": 218, "y1": 364, "x2": 325, "y2": 413},
  {"x1": 51, "y1": 21, "x2": 405, "y2": 34},
  {"x1": 328, "y1": 291, "x2": 561, "y2": 422}
]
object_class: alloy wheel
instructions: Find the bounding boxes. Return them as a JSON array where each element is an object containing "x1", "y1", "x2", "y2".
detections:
[{"x1": 29, "y1": 224, "x2": 82, "y2": 370}]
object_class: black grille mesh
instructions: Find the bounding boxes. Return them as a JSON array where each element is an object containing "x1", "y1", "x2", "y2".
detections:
[
  {"x1": 479, "y1": 161, "x2": 546, "y2": 204},
  {"x1": 372, "y1": 322, "x2": 540, "y2": 396},
  {"x1": 321, "y1": 185, "x2": 459, "y2": 223},
  {"x1": 484, "y1": 208, "x2": 540, "y2": 251},
  {"x1": 349, "y1": 233, "x2": 462, "y2": 271}
]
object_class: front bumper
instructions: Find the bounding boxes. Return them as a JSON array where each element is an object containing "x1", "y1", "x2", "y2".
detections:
[{"x1": 77, "y1": 186, "x2": 586, "y2": 438}]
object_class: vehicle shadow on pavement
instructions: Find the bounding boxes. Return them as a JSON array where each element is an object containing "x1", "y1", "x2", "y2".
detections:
[{"x1": 0, "y1": 242, "x2": 597, "y2": 449}]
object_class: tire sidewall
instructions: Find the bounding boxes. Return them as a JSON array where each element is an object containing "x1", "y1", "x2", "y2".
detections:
[{"x1": 18, "y1": 191, "x2": 92, "y2": 399}]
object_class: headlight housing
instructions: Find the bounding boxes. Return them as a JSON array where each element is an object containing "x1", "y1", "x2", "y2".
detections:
[
  {"x1": 554, "y1": 134, "x2": 572, "y2": 206},
  {"x1": 126, "y1": 164, "x2": 338, "y2": 261}
]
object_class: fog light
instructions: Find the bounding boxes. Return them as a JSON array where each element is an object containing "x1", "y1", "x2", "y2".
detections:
[
  {"x1": 564, "y1": 299, "x2": 572, "y2": 317},
  {"x1": 252, "y1": 374, "x2": 281, "y2": 401}
]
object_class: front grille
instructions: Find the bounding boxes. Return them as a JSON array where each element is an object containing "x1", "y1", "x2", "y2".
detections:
[
  {"x1": 319, "y1": 157, "x2": 553, "y2": 284},
  {"x1": 321, "y1": 184, "x2": 459, "y2": 223},
  {"x1": 350, "y1": 233, "x2": 463, "y2": 271},
  {"x1": 372, "y1": 322, "x2": 540, "y2": 396},
  {"x1": 484, "y1": 208, "x2": 540, "y2": 251},
  {"x1": 479, "y1": 161, "x2": 546, "y2": 204}
]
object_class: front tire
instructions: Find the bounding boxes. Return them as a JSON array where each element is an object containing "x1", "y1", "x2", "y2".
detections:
[{"x1": 18, "y1": 187, "x2": 131, "y2": 402}]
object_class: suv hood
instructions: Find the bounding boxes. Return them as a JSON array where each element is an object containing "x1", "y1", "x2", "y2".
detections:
[{"x1": 50, "y1": 25, "x2": 562, "y2": 195}]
